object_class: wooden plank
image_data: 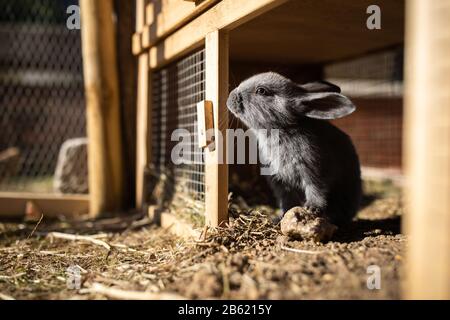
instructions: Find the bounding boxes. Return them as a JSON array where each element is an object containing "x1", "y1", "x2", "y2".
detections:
[
  {"x1": 0, "y1": 192, "x2": 89, "y2": 218},
  {"x1": 145, "y1": 2, "x2": 154, "y2": 26},
  {"x1": 136, "y1": 0, "x2": 146, "y2": 32},
  {"x1": 116, "y1": 0, "x2": 138, "y2": 209},
  {"x1": 141, "y1": 0, "x2": 219, "y2": 49},
  {"x1": 148, "y1": 0, "x2": 404, "y2": 67},
  {"x1": 135, "y1": 53, "x2": 151, "y2": 209},
  {"x1": 135, "y1": 0, "x2": 151, "y2": 210},
  {"x1": 132, "y1": 33, "x2": 142, "y2": 55},
  {"x1": 204, "y1": 30, "x2": 229, "y2": 227},
  {"x1": 230, "y1": 0, "x2": 404, "y2": 64},
  {"x1": 80, "y1": 0, "x2": 124, "y2": 217},
  {"x1": 149, "y1": 0, "x2": 287, "y2": 68},
  {"x1": 403, "y1": 0, "x2": 450, "y2": 299},
  {"x1": 131, "y1": 0, "x2": 146, "y2": 55},
  {"x1": 141, "y1": 27, "x2": 151, "y2": 48}
]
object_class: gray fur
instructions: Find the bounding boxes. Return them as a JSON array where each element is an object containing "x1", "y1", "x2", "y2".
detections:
[{"x1": 226, "y1": 72, "x2": 362, "y2": 226}]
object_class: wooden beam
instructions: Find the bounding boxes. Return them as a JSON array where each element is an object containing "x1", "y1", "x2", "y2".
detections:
[
  {"x1": 135, "y1": 53, "x2": 151, "y2": 209},
  {"x1": 149, "y1": 0, "x2": 287, "y2": 69},
  {"x1": 132, "y1": 33, "x2": 142, "y2": 55},
  {"x1": 135, "y1": 0, "x2": 151, "y2": 210},
  {"x1": 403, "y1": 0, "x2": 450, "y2": 299},
  {"x1": 116, "y1": 0, "x2": 138, "y2": 209},
  {"x1": 0, "y1": 193, "x2": 89, "y2": 219},
  {"x1": 80, "y1": 0, "x2": 124, "y2": 217},
  {"x1": 131, "y1": 0, "x2": 146, "y2": 55},
  {"x1": 141, "y1": 0, "x2": 219, "y2": 50},
  {"x1": 204, "y1": 30, "x2": 229, "y2": 227},
  {"x1": 136, "y1": 0, "x2": 146, "y2": 32}
]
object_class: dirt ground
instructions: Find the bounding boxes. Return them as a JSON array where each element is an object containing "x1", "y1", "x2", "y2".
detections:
[{"x1": 0, "y1": 179, "x2": 404, "y2": 300}]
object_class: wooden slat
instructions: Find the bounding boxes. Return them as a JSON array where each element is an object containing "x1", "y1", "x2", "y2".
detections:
[
  {"x1": 403, "y1": 0, "x2": 450, "y2": 299},
  {"x1": 80, "y1": 0, "x2": 124, "y2": 217},
  {"x1": 149, "y1": 0, "x2": 287, "y2": 69},
  {"x1": 204, "y1": 30, "x2": 229, "y2": 227},
  {"x1": 132, "y1": 33, "x2": 142, "y2": 55},
  {"x1": 141, "y1": 0, "x2": 219, "y2": 49},
  {"x1": 135, "y1": 53, "x2": 151, "y2": 209},
  {"x1": 131, "y1": 0, "x2": 147, "y2": 55},
  {"x1": 0, "y1": 192, "x2": 89, "y2": 218},
  {"x1": 116, "y1": 0, "x2": 138, "y2": 209},
  {"x1": 136, "y1": 0, "x2": 146, "y2": 32},
  {"x1": 145, "y1": 2, "x2": 154, "y2": 26},
  {"x1": 135, "y1": 0, "x2": 152, "y2": 210}
]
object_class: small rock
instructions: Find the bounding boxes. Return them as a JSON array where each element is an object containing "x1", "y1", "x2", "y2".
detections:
[
  {"x1": 53, "y1": 138, "x2": 88, "y2": 194},
  {"x1": 0, "y1": 147, "x2": 20, "y2": 179},
  {"x1": 280, "y1": 207, "x2": 337, "y2": 242}
]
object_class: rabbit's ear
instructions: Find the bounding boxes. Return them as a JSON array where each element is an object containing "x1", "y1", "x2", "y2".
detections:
[
  {"x1": 300, "y1": 81, "x2": 341, "y2": 93},
  {"x1": 300, "y1": 92, "x2": 356, "y2": 120}
]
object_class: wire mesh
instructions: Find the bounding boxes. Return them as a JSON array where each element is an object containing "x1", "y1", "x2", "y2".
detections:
[
  {"x1": 151, "y1": 48, "x2": 206, "y2": 207},
  {"x1": 326, "y1": 48, "x2": 404, "y2": 170},
  {"x1": 0, "y1": 0, "x2": 87, "y2": 194}
]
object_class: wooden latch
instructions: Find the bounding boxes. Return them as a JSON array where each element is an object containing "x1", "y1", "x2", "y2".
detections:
[{"x1": 196, "y1": 100, "x2": 214, "y2": 149}]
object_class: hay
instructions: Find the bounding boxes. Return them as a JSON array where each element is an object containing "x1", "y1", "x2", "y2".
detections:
[{"x1": 0, "y1": 179, "x2": 405, "y2": 299}]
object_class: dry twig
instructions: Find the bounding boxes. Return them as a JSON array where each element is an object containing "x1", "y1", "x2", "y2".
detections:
[
  {"x1": 27, "y1": 213, "x2": 44, "y2": 239},
  {"x1": 0, "y1": 272, "x2": 26, "y2": 280},
  {"x1": 84, "y1": 283, "x2": 185, "y2": 300},
  {"x1": 0, "y1": 292, "x2": 15, "y2": 300},
  {"x1": 280, "y1": 245, "x2": 325, "y2": 255},
  {"x1": 47, "y1": 232, "x2": 111, "y2": 251}
]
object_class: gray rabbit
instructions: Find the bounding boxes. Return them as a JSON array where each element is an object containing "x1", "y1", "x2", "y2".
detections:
[{"x1": 227, "y1": 72, "x2": 361, "y2": 226}]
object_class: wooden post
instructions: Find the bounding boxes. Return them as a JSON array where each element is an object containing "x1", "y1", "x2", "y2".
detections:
[
  {"x1": 116, "y1": 0, "x2": 138, "y2": 209},
  {"x1": 135, "y1": 0, "x2": 151, "y2": 209},
  {"x1": 404, "y1": 0, "x2": 450, "y2": 299},
  {"x1": 80, "y1": 0, "x2": 124, "y2": 216},
  {"x1": 204, "y1": 30, "x2": 229, "y2": 227}
]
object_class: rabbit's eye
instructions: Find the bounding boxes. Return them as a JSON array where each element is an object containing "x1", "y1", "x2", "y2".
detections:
[{"x1": 256, "y1": 87, "x2": 271, "y2": 96}]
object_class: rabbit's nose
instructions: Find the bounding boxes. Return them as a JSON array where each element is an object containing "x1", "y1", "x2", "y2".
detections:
[
  {"x1": 227, "y1": 89, "x2": 242, "y2": 112},
  {"x1": 237, "y1": 93, "x2": 243, "y2": 104}
]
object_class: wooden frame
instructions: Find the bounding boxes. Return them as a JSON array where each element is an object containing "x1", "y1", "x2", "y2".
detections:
[
  {"x1": 80, "y1": 0, "x2": 124, "y2": 216},
  {"x1": 135, "y1": 0, "x2": 286, "y2": 226},
  {"x1": 0, "y1": 193, "x2": 89, "y2": 219},
  {"x1": 204, "y1": 30, "x2": 229, "y2": 227},
  {"x1": 0, "y1": 0, "x2": 124, "y2": 219},
  {"x1": 140, "y1": 0, "x2": 219, "y2": 50},
  {"x1": 135, "y1": 0, "x2": 152, "y2": 209},
  {"x1": 148, "y1": 0, "x2": 287, "y2": 68},
  {"x1": 403, "y1": 0, "x2": 450, "y2": 299}
]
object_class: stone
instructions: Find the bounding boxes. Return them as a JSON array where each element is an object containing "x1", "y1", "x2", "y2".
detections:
[
  {"x1": 280, "y1": 206, "x2": 337, "y2": 242},
  {"x1": 53, "y1": 138, "x2": 88, "y2": 194},
  {"x1": 0, "y1": 147, "x2": 20, "y2": 180}
]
